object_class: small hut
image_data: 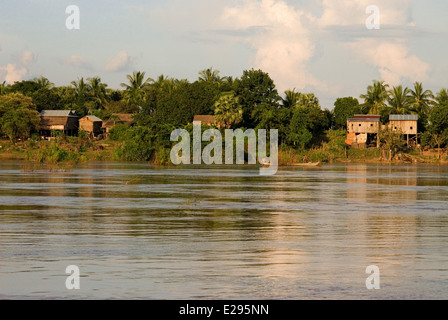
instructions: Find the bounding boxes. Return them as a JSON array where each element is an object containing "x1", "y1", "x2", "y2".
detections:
[
  {"x1": 79, "y1": 115, "x2": 103, "y2": 137},
  {"x1": 102, "y1": 113, "x2": 134, "y2": 134},
  {"x1": 346, "y1": 115, "x2": 381, "y2": 148},
  {"x1": 40, "y1": 110, "x2": 79, "y2": 137},
  {"x1": 389, "y1": 114, "x2": 419, "y2": 146}
]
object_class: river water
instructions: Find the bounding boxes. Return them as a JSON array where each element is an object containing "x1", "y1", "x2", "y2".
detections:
[{"x1": 0, "y1": 161, "x2": 447, "y2": 299}]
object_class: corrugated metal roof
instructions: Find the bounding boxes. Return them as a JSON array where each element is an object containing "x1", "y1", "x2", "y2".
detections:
[
  {"x1": 389, "y1": 114, "x2": 419, "y2": 121},
  {"x1": 353, "y1": 114, "x2": 381, "y2": 119},
  {"x1": 83, "y1": 115, "x2": 103, "y2": 122},
  {"x1": 41, "y1": 110, "x2": 78, "y2": 117},
  {"x1": 347, "y1": 118, "x2": 380, "y2": 122}
]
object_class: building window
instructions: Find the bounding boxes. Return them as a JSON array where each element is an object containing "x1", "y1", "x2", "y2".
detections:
[
  {"x1": 370, "y1": 124, "x2": 373, "y2": 127},
  {"x1": 359, "y1": 124, "x2": 361, "y2": 127},
  {"x1": 410, "y1": 126, "x2": 413, "y2": 130},
  {"x1": 394, "y1": 127, "x2": 397, "y2": 130}
]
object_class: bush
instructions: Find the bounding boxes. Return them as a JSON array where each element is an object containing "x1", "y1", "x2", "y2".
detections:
[
  {"x1": 109, "y1": 124, "x2": 131, "y2": 141},
  {"x1": 29, "y1": 142, "x2": 80, "y2": 163}
]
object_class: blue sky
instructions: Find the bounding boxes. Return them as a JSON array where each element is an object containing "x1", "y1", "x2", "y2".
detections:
[{"x1": 0, "y1": 0, "x2": 447, "y2": 108}]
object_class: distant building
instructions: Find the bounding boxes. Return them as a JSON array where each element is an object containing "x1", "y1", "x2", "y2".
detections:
[
  {"x1": 102, "y1": 113, "x2": 134, "y2": 133},
  {"x1": 193, "y1": 115, "x2": 217, "y2": 126},
  {"x1": 389, "y1": 114, "x2": 419, "y2": 146},
  {"x1": 346, "y1": 115, "x2": 381, "y2": 148},
  {"x1": 79, "y1": 115, "x2": 103, "y2": 137},
  {"x1": 40, "y1": 110, "x2": 79, "y2": 136}
]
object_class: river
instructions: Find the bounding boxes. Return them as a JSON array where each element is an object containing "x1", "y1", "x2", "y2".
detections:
[{"x1": 0, "y1": 161, "x2": 447, "y2": 299}]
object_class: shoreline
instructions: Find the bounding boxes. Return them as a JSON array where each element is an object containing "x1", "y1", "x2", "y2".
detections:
[
  {"x1": 1, "y1": 153, "x2": 447, "y2": 166},
  {"x1": 1, "y1": 139, "x2": 447, "y2": 167}
]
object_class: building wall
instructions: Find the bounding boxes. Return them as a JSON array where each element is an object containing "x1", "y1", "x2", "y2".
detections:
[
  {"x1": 389, "y1": 120, "x2": 418, "y2": 135},
  {"x1": 347, "y1": 121, "x2": 380, "y2": 134},
  {"x1": 79, "y1": 118, "x2": 94, "y2": 132},
  {"x1": 80, "y1": 118, "x2": 103, "y2": 135},
  {"x1": 41, "y1": 116, "x2": 79, "y2": 131}
]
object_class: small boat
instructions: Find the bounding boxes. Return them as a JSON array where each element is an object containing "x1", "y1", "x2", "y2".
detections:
[{"x1": 291, "y1": 161, "x2": 321, "y2": 167}]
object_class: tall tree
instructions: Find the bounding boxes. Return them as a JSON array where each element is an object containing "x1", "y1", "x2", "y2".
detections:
[
  {"x1": 388, "y1": 85, "x2": 412, "y2": 114},
  {"x1": 360, "y1": 80, "x2": 389, "y2": 115},
  {"x1": 71, "y1": 78, "x2": 89, "y2": 100},
  {"x1": 33, "y1": 76, "x2": 54, "y2": 90},
  {"x1": 282, "y1": 89, "x2": 301, "y2": 109},
  {"x1": 235, "y1": 69, "x2": 280, "y2": 128},
  {"x1": 436, "y1": 88, "x2": 448, "y2": 105},
  {"x1": 120, "y1": 71, "x2": 153, "y2": 107},
  {"x1": 198, "y1": 67, "x2": 222, "y2": 83},
  {"x1": 0, "y1": 93, "x2": 41, "y2": 142},
  {"x1": 87, "y1": 77, "x2": 108, "y2": 109},
  {"x1": 333, "y1": 97, "x2": 361, "y2": 129},
  {"x1": 409, "y1": 82, "x2": 434, "y2": 132},
  {"x1": 214, "y1": 91, "x2": 243, "y2": 128},
  {"x1": 427, "y1": 101, "x2": 448, "y2": 159},
  {"x1": 0, "y1": 81, "x2": 8, "y2": 95}
]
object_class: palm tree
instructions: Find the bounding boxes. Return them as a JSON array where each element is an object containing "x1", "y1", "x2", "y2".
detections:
[
  {"x1": 0, "y1": 81, "x2": 7, "y2": 95},
  {"x1": 153, "y1": 74, "x2": 176, "y2": 94},
  {"x1": 409, "y1": 82, "x2": 434, "y2": 114},
  {"x1": 282, "y1": 89, "x2": 300, "y2": 108},
  {"x1": 198, "y1": 67, "x2": 222, "y2": 83},
  {"x1": 436, "y1": 88, "x2": 448, "y2": 105},
  {"x1": 71, "y1": 78, "x2": 89, "y2": 100},
  {"x1": 360, "y1": 80, "x2": 389, "y2": 114},
  {"x1": 34, "y1": 76, "x2": 54, "y2": 90},
  {"x1": 388, "y1": 85, "x2": 412, "y2": 114},
  {"x1": 120, "y1": 71, "x2": 153, "y2": 106},
  {"x1": 214, "y1": 91, "x2": 243, "y2": 128},
  {"x1": 87, "y1": 77, "x2": 108, "y2": 109}
]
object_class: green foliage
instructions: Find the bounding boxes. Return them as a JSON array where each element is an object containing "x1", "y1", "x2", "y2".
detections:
[
  {"x1": 112, "y1": 123, "x2": 174, "y2": 162},
  {"x1": 31, "y1": 88, "x2": 62, "y2": 112},
  {"x1": 379, "y1": 128, "x2": 406, "y2": 159},
  {"x1": 120, "y1": 71, "x2": 153, "y2": 108},
  {"x1": 420, "y1": 131, "x2": 434, "y2": 148},
  {"x1": 360, "y1": 80, "x2": 389, "y2": 115},
  {"x1": 235, "y1": 69, "x2": 279, "y2": 128},
  {"x1": 214, "y1": 91, "x2": 243, "y2": 128},
  {"x1": 333, "y1": 97, "x2": 360, "y2": 129},
  {"x1": 32, "y1": 142, "x2": 79, "y2": 163},
  {"x1": 109, "y1": 124, "x2": 133, "y2": 141},
  {"x1": 139, "y1": 80, "x2": 221, "y2": 127},
  {"x1": 7, "y1": 80, "x2": 41, "y2": 95},
  {"x1": 0, "y1": 93, "x2": 41, "y2": 142}
]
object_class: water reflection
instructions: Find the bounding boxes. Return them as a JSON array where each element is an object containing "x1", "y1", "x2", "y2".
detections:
[{"x1": 1, "y1": 161, "x2": 447, "y2": 299}]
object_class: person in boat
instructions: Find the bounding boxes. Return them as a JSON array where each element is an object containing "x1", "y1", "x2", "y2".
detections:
[{"x1": 302, "y1": 155, "x2": 309, "y2": 163}]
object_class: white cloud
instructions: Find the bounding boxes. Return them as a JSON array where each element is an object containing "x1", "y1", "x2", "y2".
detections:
[
  {"x1": 65, "y1": 55, "x2": 92, "y2": 70},
  {"x1": 0, "y1": 50, "x2": 36, "y2": 84},
  {"x1": 350, "y1": 39, "x2": 430, "y2": 85},
  {"x1": 221, "y1": 0, "x2": 323, "y2": 93},
  {"x1": 104, "y1": 51, "x2": 133, "y2": 72},
  {"x1": 20, "y1": 51, "x2": 37, "y2": 66},
  {"x1": 318, "y1": 0, "x2": 414, "y2": 27},
  {"x1": 0, "y1": 64, "x2": 29, "y2": 84},
  {"x1": 219, "y1": 0, "x2": 428, "y2": 94}
]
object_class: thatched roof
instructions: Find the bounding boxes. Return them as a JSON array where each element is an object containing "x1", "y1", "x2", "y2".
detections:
[{"x1": 112, "y1": 113, "x2": 134, "y2": 124}]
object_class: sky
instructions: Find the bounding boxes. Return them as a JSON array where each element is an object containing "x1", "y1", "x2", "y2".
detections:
[{"x1": 0, "y1": 0, "x2": 447, "y2": 109}]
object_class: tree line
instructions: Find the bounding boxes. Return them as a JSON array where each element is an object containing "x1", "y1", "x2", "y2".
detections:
[{"x1": 0, "y1": 69, "x2": 447, "y2": 159}]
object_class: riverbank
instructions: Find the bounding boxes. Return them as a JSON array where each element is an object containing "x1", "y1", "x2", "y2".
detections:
[{"x1": 1, "y1": 138, "x2": 447, "y2": 166}]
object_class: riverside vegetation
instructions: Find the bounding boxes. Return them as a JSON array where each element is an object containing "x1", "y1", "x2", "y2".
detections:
[{"x1": 1, "y1": 69, "x2": 448, "y2": 166}]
